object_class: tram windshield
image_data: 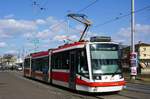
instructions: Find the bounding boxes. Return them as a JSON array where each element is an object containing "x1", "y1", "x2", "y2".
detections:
[{"x1": 90, "y1": 44, "x2": 121, "y2": 75}]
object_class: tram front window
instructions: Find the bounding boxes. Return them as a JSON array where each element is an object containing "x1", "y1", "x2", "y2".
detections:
[{"x1": 90, "y1": 44, "x2": 121, "y2": 76}]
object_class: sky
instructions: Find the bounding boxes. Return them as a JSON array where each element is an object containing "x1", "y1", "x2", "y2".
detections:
[{"x1": 0, "y1": 0, "x2": 150, "y2": 57}]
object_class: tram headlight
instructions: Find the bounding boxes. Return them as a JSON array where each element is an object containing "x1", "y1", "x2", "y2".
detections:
[{"x1": 93, "y1": 75, "x2": 101, "y2": 80}]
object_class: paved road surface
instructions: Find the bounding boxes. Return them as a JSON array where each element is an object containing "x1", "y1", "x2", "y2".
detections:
[
  {"x1": 126, "y1": 82, "x2": 150, "y2": 94},
  {"x1": 0, "y1": 71, "x2": 149, "y2": 99}
]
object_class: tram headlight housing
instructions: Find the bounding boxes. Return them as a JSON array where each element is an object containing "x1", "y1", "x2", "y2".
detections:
[{"x1": 93, "y1": 75, "x2": 101, "y2": 80}]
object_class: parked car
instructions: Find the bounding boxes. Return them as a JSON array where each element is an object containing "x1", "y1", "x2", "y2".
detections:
[{"x1": 17, "y1": 66, "x2": 23, "y2": 71}]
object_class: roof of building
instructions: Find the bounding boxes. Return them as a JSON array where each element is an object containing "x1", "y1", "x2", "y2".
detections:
[
  {"x1": 122, "y1": 43, "x2": 150, "y2": 49},
  {"x1": 135, "y1": 43, "x2": 150, "y2": 47}
]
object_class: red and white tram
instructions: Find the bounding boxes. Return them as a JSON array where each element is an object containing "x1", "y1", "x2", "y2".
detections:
[{"x1": 23, "y1": 36, "x2": 125, "y2": 93}]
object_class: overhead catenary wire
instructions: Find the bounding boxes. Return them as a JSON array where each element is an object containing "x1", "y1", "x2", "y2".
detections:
[
  {"x1": 32, "y1": 0, "x2": 47, "y2": 10},
  {"x1": 94, "y1": 5, "x2": 150, "y2": 28},
  {"x1": 30, "y1": 0, "x2": 98, "y2": 42},
  {"x1": 51, "y1": 0, "x2": 99, "y2": 28},
  {"x1": 31, "y1": 0, "x2": 48, "y2": 17},
  {"x1": 45, "y1": 0, "x2": 99, "y2": 36},
  {"x1": 30, "y1": 0, "x2": 50, "y2": 46},
  {"x1": 30, "y1": 0, "x2": 150, "y2": 41},
  {"x1": 65, "y1": 0, "x2": 99, "y2": 41},
  {"x1": 77, "y1": 0, "x2": 99, "y2": 13}
]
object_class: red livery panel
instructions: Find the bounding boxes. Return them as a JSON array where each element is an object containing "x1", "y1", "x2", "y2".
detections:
[
  {"x1": 24, "y1": 68, "x2": 30, "y2": 74},
  {"x1": 52, "y1": 72, "x2": 69, "y2": 82},
  {"x1": 34, "y1": 72, "x2": 43, "y2": 77},
  {"x1": 76, "y1": 78, "x2": 125, "y2": 87},
  {"x1": 31, "y1": 51, "x2": 49, "y2": 58},
  {"x1": 53, "y1": 41, "x2": 85, "y2": 52}
]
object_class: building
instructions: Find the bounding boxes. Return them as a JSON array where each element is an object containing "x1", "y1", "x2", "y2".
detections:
[{"x1": 121, "y1": 42, "x2": 150, "y2": 74}]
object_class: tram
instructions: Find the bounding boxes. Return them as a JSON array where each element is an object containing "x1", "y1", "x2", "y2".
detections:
[{"x1": 23, "y1": 36, "x2": 125, "y2": 92}]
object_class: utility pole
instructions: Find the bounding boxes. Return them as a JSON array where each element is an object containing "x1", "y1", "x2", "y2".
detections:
[
  {"x1": 131, "y1": 0, "x2": 135, "y2": 53},
  {"x1": 130, "y1": 0, "x2": 138, "y2": 80}
]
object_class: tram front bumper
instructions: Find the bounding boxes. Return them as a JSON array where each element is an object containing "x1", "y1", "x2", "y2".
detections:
[{"x1": 76, "y1": 85, "x2": 125, "y2": 92}]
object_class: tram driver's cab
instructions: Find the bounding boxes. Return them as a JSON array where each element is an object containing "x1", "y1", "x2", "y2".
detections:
[{"x1": 77, "y1": 36, "x2": 123, "y2": 81}]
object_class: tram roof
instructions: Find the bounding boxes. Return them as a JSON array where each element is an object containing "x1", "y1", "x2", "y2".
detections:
[
  {"x1": 52, "y1": 41, "x2": 86, "y2": 53},
  {"x1": 31, "y1": 51, "x2": 49, "y2": 58},
  {"x1": 25, "y1": 40, "x2": 118, "y2": 58}
]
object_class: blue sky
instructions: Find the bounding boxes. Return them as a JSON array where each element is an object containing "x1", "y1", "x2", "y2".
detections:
[{"x1": 0, "y1": 0, "x2": 150, "y2": 56}]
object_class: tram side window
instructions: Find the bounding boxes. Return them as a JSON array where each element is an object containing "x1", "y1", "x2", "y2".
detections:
[
  {"x1": 41, "y1": 57, "x2": 49, "y2": 73},
  {"x1": 51, "y1": 54, "x2": 55, "y2": 69},
  {"x1": 32, "y1": 58, "x2": 42, "y2": 71},
  {"x1": 54, "y1": 54, "x2": 59, "y2": 69},
  {"x1": 58, "y1": 54, "x2": 62, "y2": 69},
  {"x1": 32, "y1": 59, "x2": 38, "y2": 71},
  {"x1": 52, "y1": 51, "x2": 69, "y2": 70},
  {"x1": 77, "y1": 49, "x2": 89, "y2": 78},
  {"x1": 62, "y1": 51, "x2": 69, "y2": 69},
  {"x1": 52, "y1": 53, "x2": 59, "y2": 69},
  {"x1": 24, "y1": 58, "x2": 30, "y2": 68},
  {"x1": 32, "y1": 57, "x2": 49, "y2": 72}
]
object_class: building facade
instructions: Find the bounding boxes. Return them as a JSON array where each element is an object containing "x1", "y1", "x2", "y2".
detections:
[{"x1": 121, "y1": 43, "x2": 150, "y2": 74}]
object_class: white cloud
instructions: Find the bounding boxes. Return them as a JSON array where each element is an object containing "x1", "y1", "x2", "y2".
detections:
[
  {"x1": 136, "y1": 24, "x2": 150, "y2": 34},
  {"x1": 53, "y1": 35, "x2": 68, "y2": 41},
  {"x1": 0, "y1": 15, "x2": 80, "y2": 40},
  {"x1": 0, "y1": 16, "x2": 70, "y2": 55},
  {"x1": 25, "y1": 42, "x2": 35, "y2": 49},
  {"x1": 24, "y1": 17, "x2": 68, "y2": 40},
  {"x1": 69, "y1": 35, "x2": 78, "y2": 40},
  {"x1": 116, "y1": 24, "x2": 150, "y2": 44},
  {"x1": 117, "y1": 27, "x2": 131, "y2": 37},
  {"x1": 0, "y1": 19, "x2": 38, "y2": 39},
  {"x1": 4, "y1": 14, "x2": 14, "y2": 19},
  {"x1": 23, "y1": 32, "x2": 34, "y2": 38},
  {"x1": 0, "y1": 29, "x2": 12, "y2": 38},
  {"x1": 0, "y1": 15, "x2": 97, "y2": 55},
  {"x1": 5, "y1": 50, "x2": 17, "y2": 55},
  {"x1": 49, "y1": 21, "x2": 67, "y2": 33},
  {"x1": 46, "y1": 16, "x2": 59, "y2": 25},
  {"x1": 36, "y1": 29, "x2": 53, "y2": 39},
  {"x1": 36, "y1": 19, "x2": 46, "y2": 25},
  {"x1": 53, "y1": 34, "x2": 79, "y2": 42},
  {"x1": 0, "y1": 19, "x2": 37, "y2": 30},
  {"x1": 0, "y1": 42, "x2": 7, "y2": 48},
  {"x1": 118, "y1": 24, "x2": 150, "y2": 37}
]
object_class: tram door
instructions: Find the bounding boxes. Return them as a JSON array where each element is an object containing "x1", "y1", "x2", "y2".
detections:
[{"x1": 69, "y1": 51, "x2": 76, "y2": 90}]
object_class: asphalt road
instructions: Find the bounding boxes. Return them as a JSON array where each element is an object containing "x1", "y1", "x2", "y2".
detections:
[{"x1": 0, "y1": 71, "x2": 149, "y2": 99}]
